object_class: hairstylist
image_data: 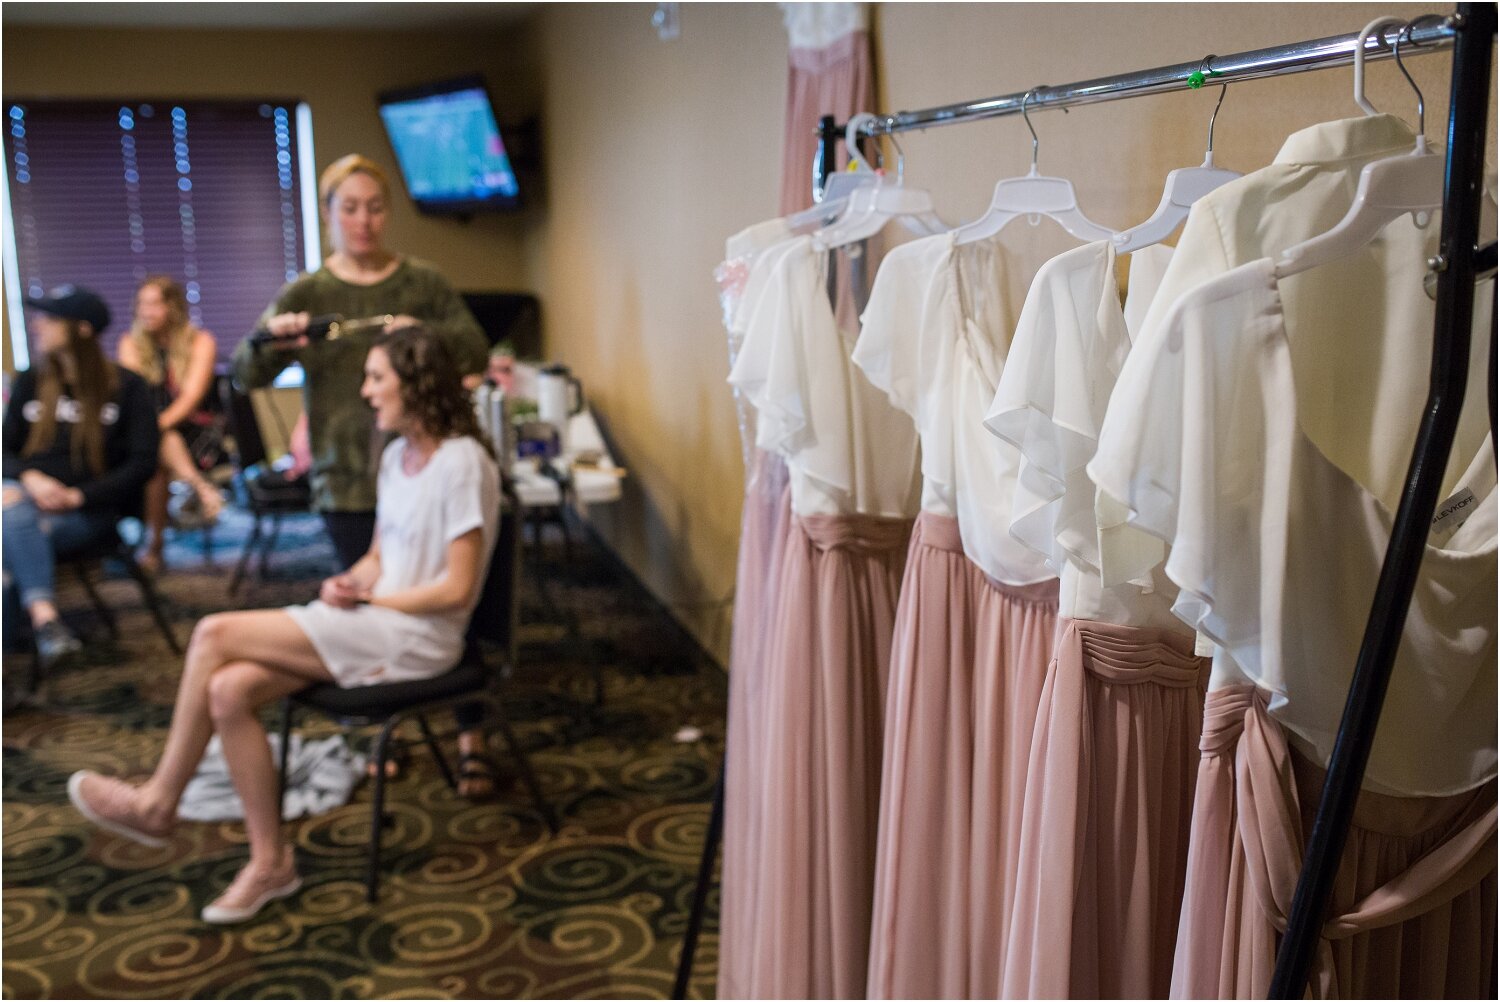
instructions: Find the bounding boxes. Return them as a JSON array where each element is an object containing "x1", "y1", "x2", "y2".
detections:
[
  {"x1": 232, "y1": 154, "x2": 488, "y2": 564},
  {"x1": 231, "y1": 155, "x2": 495, "y2": 795}
]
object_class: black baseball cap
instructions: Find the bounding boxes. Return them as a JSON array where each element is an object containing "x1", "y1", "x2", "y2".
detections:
[{"x1": 24, "y1": 284, "x2": 111, "y2": 333}]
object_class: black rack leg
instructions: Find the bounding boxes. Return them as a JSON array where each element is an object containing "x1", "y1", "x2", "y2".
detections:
[
  {"x1": 672, "y1": 752, "x2": 725, "y2": 1000},
  {"x1": 1269, "y1": 4, "x2": 1495, "y2": 996}
]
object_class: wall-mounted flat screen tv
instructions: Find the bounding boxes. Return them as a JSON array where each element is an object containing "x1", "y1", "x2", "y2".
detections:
[{"x1": 377, "y1": 75, "x2": 521, "y2": 214}]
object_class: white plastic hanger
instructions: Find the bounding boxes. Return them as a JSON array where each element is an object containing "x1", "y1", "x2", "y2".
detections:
[
  {"x1": 1275, "y1": 21, "x2": 1442, "y2": 278},
  {"x1": 953, "y1": 89, "x2": 1116, "y2": 246},
  {"x1": 785, "y1": 115, "x2": 884, "y2": 234},
  {"x1": 785, "y1": 170, "x2": 879, "y2": 235},
  {"x1": 1112, "y1": 63, "x2": 1242, "y2": 254},
  {"x1": 1353, "y1": 16, "x2": 1409, "y2": 116},
  {"x1": 815, "y1": 119, "x2": 949, "y2": 249}
]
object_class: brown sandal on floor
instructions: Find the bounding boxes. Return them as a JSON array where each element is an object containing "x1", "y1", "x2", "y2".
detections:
[{"x1": 456, "y1": 753, "x2": 512, "y2": 800}]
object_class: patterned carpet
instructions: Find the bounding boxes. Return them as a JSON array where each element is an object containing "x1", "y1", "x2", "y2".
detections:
[{"x1": 2, "y1": 510, "x2": 726, "y2": 999}]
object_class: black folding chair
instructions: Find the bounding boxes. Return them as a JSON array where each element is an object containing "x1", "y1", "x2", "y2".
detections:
[
  {"x1": 219, "y1": 377, "x2": 312, "y2": 595},
  {"x1": 275, "y1": 479, "x2": 559, "y2": 901},
  {"x1": 18, "y1": 520, "x2": 183, "y2": 704},
  {"x1": 59, "y1": 525, "x2": 182, "y2": 652}
]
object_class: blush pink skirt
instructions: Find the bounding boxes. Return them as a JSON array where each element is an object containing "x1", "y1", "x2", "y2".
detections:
[
  {"x1": 718, "y1": 452, "x2": 793, "y2": 999},
  {"x1": 1001, "y1": 617, "x2": 1209, "y2": 999},
  {"x1": 1171, "y1": 685, "x2": 1496, "y2": 999},
  {"x1": 732, "y1": 509, "x2": 911, "y2": 1000},
  {"x1": 866, "y1": 512, "x2": 1058, "y2": 1000}
]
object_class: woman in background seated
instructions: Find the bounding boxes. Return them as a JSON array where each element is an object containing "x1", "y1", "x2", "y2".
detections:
[
  {"x1": 3, "y1": 286, "x2": 160, "y2": 672},
  {"x1": 117, "y1": 276, "x2": 225, "y2": 574},
  {"x1": 69, "y1": 325, "x2": 500, "y2": 924}
]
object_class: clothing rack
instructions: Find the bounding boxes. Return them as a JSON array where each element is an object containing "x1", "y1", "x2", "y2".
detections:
[
  {"x1": 673, "y1": 8, "x2": 1494, "y2": 998},
  {"x1": 813, "y1": 14, "x2": 1457, "y2": 152}
]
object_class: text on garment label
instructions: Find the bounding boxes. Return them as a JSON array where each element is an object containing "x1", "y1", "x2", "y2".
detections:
[{"x1": 1429, "y1": 486, "x2": 1478, "y2": 542}]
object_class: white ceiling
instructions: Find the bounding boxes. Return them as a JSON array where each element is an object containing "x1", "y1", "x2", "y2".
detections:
[{"x1": 2, "y1": 2, "x2": 539, "y2": 32}]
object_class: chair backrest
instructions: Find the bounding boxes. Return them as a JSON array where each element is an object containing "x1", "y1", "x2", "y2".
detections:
[
  {"x1": 219, "y1": 376, "x2": 271, "y2": 470},
  {"x1": 220, "y1": 376, "x2": 310, "y2": 509},
  {"x1": 464, "y1": 475, "x2": 523, "y2": 671}
]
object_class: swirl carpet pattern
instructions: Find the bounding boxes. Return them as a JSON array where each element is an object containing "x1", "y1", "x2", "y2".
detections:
[{"x1": 3, "y1": 513, "x2": 725, "y2": 999}]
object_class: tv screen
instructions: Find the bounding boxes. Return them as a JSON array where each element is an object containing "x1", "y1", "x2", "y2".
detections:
[{"x1": 377, "y1": 75, "x2": 521, "y2": 214}]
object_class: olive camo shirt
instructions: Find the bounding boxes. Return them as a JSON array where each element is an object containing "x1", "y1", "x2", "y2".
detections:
[{"x1": 231, "y1": 258, "x2": 488, "y2": 513}]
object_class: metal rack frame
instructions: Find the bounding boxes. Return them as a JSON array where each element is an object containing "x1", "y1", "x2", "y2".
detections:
[
  {"x1": 675, "y1": 7, "x2": 1495, "y2": 997},
  {"x1": 814, "y1": 14, "x2": 1455, "y2": 152}
]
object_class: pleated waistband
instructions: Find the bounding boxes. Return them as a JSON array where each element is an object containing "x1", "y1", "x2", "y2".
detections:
[
  {"x1": 788, "y1": 29, "x2": 866, "y2": 73},
  {"x1": 1058, "y1": 617, "x2": 1208, "y2": 688},
  {"x1": 913, "y1": 511, "x2": 1060, "y2": 605},
  {"x1": 796, "y1": 511, "x2": 914, "y2": 554},
  {"x1": 1198, "y1": 684, "x2": 1268, "y2": 756},
  {"x1": 1196, "y1": 683, "x2": 1497, "y2": 966},
  {"x1": 913, "y1": 509, "x2": 965, "y2": 553},
  {"x1": 1200, "y1": 685, "x2": 1497, "y2": 831}
]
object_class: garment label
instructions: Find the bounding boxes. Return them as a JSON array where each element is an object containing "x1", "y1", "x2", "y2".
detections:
[
  {"x1": 1194, "y1": 630, "x2": 1216, "y2": 658},
  {"x1": 1430, "y1": 486, "x2": 1478, "y2": 542}
]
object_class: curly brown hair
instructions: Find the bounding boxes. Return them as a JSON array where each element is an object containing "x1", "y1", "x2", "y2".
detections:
[{"x1": 370, "y1": 325, "x2": 494, "y2": 459}]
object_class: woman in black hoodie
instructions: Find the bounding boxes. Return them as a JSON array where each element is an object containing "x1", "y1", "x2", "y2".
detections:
[{"x1": 3, "y1": 285, "x2": 159, "y2": 670}]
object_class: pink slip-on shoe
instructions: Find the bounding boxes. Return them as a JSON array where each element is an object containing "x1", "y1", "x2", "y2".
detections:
[
  {"x1": 67, "y1": 771, "x2": 171, "y2": 848},
  {"x1": 201, "y1": 858, "x2": 302, "y2": 925}
]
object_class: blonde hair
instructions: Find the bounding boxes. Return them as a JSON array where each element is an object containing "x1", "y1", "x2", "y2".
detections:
[
  {"x1": 126, "y1": 275, "x2": 196, "y2": 387},
  {"x1": 318, "y1": 154, "x2": 392, "y2": 206}
]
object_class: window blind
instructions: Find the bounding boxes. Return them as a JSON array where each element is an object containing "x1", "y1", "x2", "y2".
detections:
[{"x1": 5, "y1": 99, "x2": 313, "y2": 366}]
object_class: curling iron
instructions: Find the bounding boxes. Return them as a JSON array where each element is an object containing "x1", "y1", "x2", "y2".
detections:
[{"x1": 249, "y1": 313, "x2": 396, "y2": 346}]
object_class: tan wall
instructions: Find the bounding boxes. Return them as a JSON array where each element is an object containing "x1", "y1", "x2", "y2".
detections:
[
  {"x1": 1, "y1": 22, "x2": 541, "y2": 363},
  {"x1": 524, "y1": 4, "x2": 786, "y2": 661},
  {"x1": 524, "y1": 2, "x2": 1488, "y2": 664}
]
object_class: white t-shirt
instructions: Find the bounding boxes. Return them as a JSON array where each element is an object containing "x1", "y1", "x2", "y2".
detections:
[
  {"x1": 287, "y1": 434, "x2": 501, "y2": 687},
  {"x1": 854, "y1": 228, "x2": 1075, "y2": 584},
  {"x1": 729, "y1": 235, "x2": 921, "y2": 518},
  {"x1": 1089, "y1": 258, "x2": 1496, "y2": 797},
  {"x1": 374, "y1": 435, "x2": 502, "y2": 645},
  {"x1": 984, "y1": 239, "x2": 1184, "y2": 628}
]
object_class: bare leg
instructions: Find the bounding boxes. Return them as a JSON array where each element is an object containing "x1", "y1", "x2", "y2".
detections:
[
  {"x1": 142, "y1": 468, "x2": 170, "y2": 571},
  {"x1": 208, "y1": 661, "x2": 319, "y2": 869},
  {"x1": 71, "y1": 610, "x2": 335, "y2": 920},
  {"x1": 158, "y1": 429, "x2": 223, "y2": 522},
  {"x1": 135, "y1": 609, "x2": 332, "y2": 829}
]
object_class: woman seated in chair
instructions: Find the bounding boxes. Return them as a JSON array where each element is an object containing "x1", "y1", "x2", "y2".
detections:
[
  {"x1": 117, "y1": 276, "x2": 226, "y2": 574},
  {"x1": 68, "y1": 324, "x2": 501, "y2": 924},
  {"x1": 3, "y1": 286, "x2": 161, "y2": 672}
]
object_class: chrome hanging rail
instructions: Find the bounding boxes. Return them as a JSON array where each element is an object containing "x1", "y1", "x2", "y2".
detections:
[{"x1": 835, "y1": 13, "x2": 1457, "y2": 140}]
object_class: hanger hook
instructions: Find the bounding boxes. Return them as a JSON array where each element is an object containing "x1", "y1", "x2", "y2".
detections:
[
  {"x1": 1354, "y1": 17, "x2": 1404, "y2": 116},
  {"x1": 845, "y1": 112, "x2": 879, "y2": 173},
  {"x1": 1198, "y1": 56, "x2": 1229, "y2": 156},
  {"x1": 1392, "y1": 21, "x2": 1425, "y2": 140},
  {"x1": 1021, "y1": 88, "x2": 1042, "y2": 171},
  {"x1": 887, "y1": 130, "x2": 907, "y2": 184}
]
